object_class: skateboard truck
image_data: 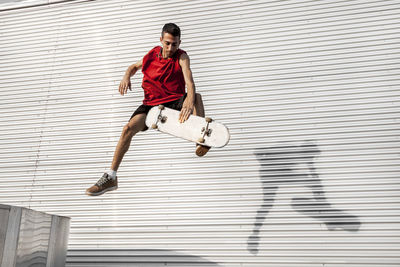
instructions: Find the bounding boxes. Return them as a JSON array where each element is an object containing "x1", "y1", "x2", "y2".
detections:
[
  {"x1": 198, "y1": 117, "x2": 213, "y2": 143},
  {"x1": 151, "y1": 105, "x2": 167, "y2": 129}
]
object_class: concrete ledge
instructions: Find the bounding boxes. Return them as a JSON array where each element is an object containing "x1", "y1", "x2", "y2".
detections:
[{"x1": 0, "y1": 204, "x2": 70, "y2": 267}]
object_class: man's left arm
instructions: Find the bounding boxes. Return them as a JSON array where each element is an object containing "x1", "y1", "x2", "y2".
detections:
[{"x1": 179, "y1": 53, "x2": 196, "y2": 123}]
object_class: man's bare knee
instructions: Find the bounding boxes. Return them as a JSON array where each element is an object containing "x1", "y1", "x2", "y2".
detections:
[
  {"x1": 122, "y1": 123, "x2": 136, "y2": 138},
  {"x1": 195, "y1": 93, "x2": 202, "y2": 103},
  {"x1": 125, "y1": 114, "x2": 147, "y2": 135},
  {"x1": 193, "y1": 93, "x2": 205, "y2": 117}
]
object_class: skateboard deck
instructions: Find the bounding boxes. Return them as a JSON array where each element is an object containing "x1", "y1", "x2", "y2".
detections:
[{"x1": 145, "y1": 105, "x2": 230, "y2": 148}]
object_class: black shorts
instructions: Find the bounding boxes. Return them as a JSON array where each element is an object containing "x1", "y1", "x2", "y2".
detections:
[{"x1": 130, "y1": 94, "x2": 187, "y2": 131}]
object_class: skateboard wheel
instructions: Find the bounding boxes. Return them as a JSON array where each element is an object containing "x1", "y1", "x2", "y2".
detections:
[
  {"x1": 158, "y1": 105, "x2": 165, "y2": 110},
  {"x1": 198, "y1": 137, "x2": 205, "y2": 143},
  {"x1": 151, "y1": 124, "x2": 158, "y2": 129},
  {"x1": 205, "y1": 117, "x2": 212, "y2": 123}
]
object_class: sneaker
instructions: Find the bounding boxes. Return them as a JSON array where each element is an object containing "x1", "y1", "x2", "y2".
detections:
[
  {"x1": 86, "y1": 173, "x2": 118, "y2": 196},
  {"x1": 196, "y1": 144, "x2": 211, "y2": 157}
]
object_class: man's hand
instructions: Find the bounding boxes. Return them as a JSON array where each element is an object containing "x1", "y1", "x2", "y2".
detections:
[
  {"x1": 119, "y1": 59, "x2": 142, "y2": 95},
  {"x1": 179, "y1": 98, "x2": 194, "y2": 123},
  {"x1": 119, "y1": 76, "x2": 131, "y2": 96}
]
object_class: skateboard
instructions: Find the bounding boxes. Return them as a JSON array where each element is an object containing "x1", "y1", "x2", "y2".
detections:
[{"x1": 145, "y1": 105, "x2": 230, "y2": 148}]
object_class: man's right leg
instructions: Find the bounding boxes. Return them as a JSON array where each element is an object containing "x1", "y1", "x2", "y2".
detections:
[
  {"x1": 86, "y1": 114, "x2": 147, "y2": 196},
  {"x1": 111, "y1": 113, "x2": 147, "y2": 171}
]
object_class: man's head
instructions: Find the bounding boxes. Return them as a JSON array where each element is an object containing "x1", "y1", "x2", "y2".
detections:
[{"x1": 160, "y1": 23, "x2": 181, "y2": 58}]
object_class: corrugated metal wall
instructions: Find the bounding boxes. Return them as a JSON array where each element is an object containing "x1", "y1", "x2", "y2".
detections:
[{"x1": 1, "y1": 0, "x2": 399, "y2": 266}]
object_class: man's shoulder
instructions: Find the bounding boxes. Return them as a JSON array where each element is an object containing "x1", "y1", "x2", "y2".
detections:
[
  {"x1": 178, "y1": 48, "x2": 187, "y2": 55},
  {"x1": 146, "y1": 46, "x2": 161, "y2": 55},
  {"x1": 143, "y1": 46, "x2": 161, "y2": 63},
  {"x1": 177, "y1": 49, "x2": 187, "y2": 59}
]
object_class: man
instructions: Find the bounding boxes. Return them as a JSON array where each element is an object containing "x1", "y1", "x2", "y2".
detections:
[{"x1": 86, "y1": 23, "x2": 210, "y2": 196}]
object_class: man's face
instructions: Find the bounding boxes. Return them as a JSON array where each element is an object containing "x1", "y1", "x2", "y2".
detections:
[{"x1": 160, "y1": 32, "x2": 181, "y2": 58}]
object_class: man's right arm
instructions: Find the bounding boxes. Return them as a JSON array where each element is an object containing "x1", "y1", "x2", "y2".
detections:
[{"x1": 119, "y1": 58, "x2": 143, "y2": 96}]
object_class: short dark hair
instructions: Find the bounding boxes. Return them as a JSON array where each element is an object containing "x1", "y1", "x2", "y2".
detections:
[{"x1": 162, "y1": 23, "x2": 181, "y2": 39}]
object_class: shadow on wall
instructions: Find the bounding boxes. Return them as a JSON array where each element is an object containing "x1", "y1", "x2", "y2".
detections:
[
  {"x1": 247, "y1": 141, "x2": 361, "y2": 255},
  {"x1": 66, "y1": 249, "x2": 221, "y2": 266}
]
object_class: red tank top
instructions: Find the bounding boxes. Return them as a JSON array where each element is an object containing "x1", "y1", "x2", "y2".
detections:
[{"x1": 141, "y1": 46, "x2": 186, "y2": 105}]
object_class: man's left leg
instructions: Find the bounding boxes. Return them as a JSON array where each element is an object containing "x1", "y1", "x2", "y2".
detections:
[
  {"x1": 193, "y1": 93, "x2": 205, "y2": 117},
  {"x1": 193, "y1": 93, "x2": 210, "y2": 157}
]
